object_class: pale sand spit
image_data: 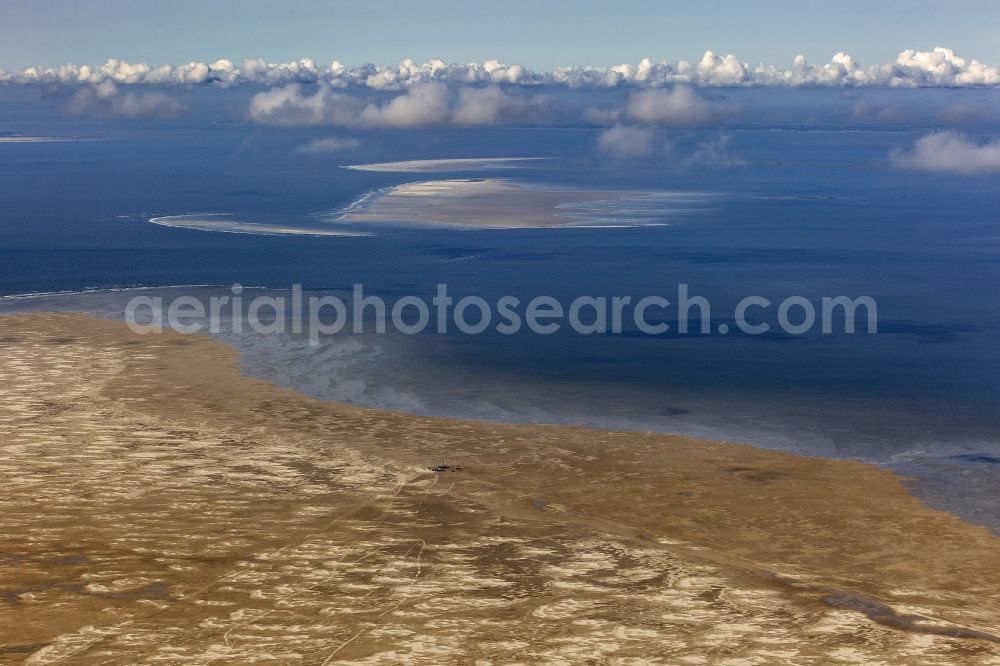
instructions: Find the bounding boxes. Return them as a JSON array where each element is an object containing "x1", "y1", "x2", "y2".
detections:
[{"x1": 342, "y1": 157, "x2": 548, "y2": 173}]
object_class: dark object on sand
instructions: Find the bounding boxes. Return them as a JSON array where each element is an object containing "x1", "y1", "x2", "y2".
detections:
[{"x1": 430, "y1": 463, "x2": 463, "y2": 473}]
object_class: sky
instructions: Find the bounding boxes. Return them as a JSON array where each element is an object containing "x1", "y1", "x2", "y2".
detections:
[{"x1": 2, "y1": 0, "x2": 999, "y2": 70}]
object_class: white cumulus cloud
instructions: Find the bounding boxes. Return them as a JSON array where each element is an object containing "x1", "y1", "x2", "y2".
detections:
[
  {"x1": 685, "y1": 135, "x2": 744, "y2": 166},
  {"x1": 250, "y1": 82, "x2": 551, "y2": 128},
  {"x1": 890, "y1": 132, "x2": 1000, "y2": 174},
  {"x1": 596, "y1": 125, "x2": 659, "y2": 159},
  {"x1": 452, "y1": 85, "x2": 540, "y2": 125},
  {"x1": 248, "y1": 83, "x2": 363, "y2": 126},
  {"x1": 296, "y1": 136, "x2": 362, "y2": 154},
  {"x1": 624, "y1": 86, "x2": 727, "y2": 125},
  {"x1": 65, "y1": 80, "x2": 187, "y2": 118},
  {"x1": 359, "y1": 82, "x2": 451, "y2": 127}
]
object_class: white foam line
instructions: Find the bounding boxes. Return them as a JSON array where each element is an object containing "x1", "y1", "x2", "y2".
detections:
[
  {"x1": 149, "y1": 214, "x2": 371, "y2": 238},
  {"x1": 0, "y1": 135, "x2": 105, "y2": 143},
  {"x1": 0, "y1": 284, "x2": 274, "y2": 301}
]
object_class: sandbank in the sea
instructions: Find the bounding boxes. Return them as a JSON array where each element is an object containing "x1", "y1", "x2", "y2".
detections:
[
  {"x1": 336, "y1": 178, "x2": 711, "y2": 229},
  {"x1": 342, "y1": 157, "x2": 548, "y2": 173}
]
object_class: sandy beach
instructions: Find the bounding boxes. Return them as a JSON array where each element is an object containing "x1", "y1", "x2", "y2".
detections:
[{"x1": 3, "y1": 312, "x2": 1000, "y2": 664}]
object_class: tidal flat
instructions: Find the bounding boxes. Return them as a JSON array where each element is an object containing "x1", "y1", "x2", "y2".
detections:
[{"x1": 2, "y1": 313, "x2": 1000, "y2": 664}]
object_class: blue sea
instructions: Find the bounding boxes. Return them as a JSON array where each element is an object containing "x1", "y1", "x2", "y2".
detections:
[{"x1": 2, "y1": 85, "x2": 1000, "y2": 529}]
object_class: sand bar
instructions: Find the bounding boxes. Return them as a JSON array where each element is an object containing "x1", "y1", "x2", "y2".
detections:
[
  {"x1": 337, "y1": 178, "x2": 710, "y2": 228},
  {"x1": 2, "y1": 313, "x2": 1000, "y2": 664},
  {"x1": 342, "y1": 157, "x2": 548, "y2": 173}
]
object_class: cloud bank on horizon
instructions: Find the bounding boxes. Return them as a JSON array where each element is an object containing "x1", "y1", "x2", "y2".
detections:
[
  {"x1": 3, "y1": 47, "x2": 999, "y2": 89},
  {"x1": 6, "y1": 46, "x2": 1000, "y2": 174}
]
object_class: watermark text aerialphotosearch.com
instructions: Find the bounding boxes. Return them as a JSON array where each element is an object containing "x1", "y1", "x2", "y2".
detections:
[{"x1": 125, "y1": 283, "x2": 878, "y2": 345}]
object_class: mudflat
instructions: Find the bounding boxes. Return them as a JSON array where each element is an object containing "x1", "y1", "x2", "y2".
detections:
[{"x1": 2, "y1": 313, "x2": 999, "y2": 664}]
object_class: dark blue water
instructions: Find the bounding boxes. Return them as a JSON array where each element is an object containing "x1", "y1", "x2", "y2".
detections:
[{"x1": 2, "y1": 85, "x2": 1000, "y2": 528}]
